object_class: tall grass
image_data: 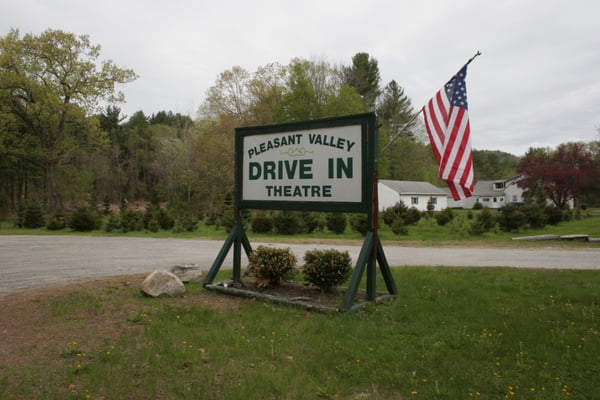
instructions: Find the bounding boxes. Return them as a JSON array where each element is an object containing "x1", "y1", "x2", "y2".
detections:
[{"x1": 1, "y1": 267, "x2": 598, "y2": 399}]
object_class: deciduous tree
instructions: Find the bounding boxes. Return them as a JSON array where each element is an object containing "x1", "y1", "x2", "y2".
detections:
[
  {"x1": 0, "y1": 28, "x2": 137, "y2": 210},
  {"x1": 516, "y1": 143, "x2": 600, "y2": 208}
]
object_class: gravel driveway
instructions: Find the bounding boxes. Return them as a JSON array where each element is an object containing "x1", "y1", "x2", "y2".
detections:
[{"x1": 1, "y1": 235, "x2": 598, "y2": 296}]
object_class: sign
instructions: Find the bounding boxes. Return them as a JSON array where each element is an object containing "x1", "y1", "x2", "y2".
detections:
[{"x1": 236, "y1": 113, "x2": 375, "y2": 212}]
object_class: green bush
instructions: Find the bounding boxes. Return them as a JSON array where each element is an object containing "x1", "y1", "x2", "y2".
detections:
[
  {"x1": 544, "y1": 205, "x2": 564, "y2": 225},
  {"x1": 522, "y1": 204, "x2": 547, "y2": 228},
  {"x1": 142, "y1": 200, "x2": 175, "y2": 232},
  {"x1": 105, "y1": 214, "x2": 121, "y2": 232},
  {"x1": 435, "y1": 208, "x2": 454, "y2": 226},
  {"x1": 349, "y1": 213, "x2": 369, "y2": 236},
  {"x1": 272, "y1": 211, "x2": 301, "y2": 235},
  {"x1": 382, "y1": 201, "x2": 408, "y2": 227},
  {"x1": 22, "y1": 202, "x2": 45, "y2": 228},
  {"x1": 121, "y1": 210, "x2": 144, "y2": 232},
  {"x1": 251, "y1": 211, "x2": 273, "y2": 233},
  {"x1": 470, "y1": 208, "x2": 496, "y2": 235},
  {"x1": 326, "y1": 212, "x2": 347, "y2": 234},
  {"x1": 498, "y1": 204, "x2": 526, "y2": 231},
  {"x1": 146, "y1": 215, "x2": 160, "y2": 232},
  {"x1": 298, "y1": 212, "x2": 320, "y2": 233},
  {"x1": 302, "y1": 248, "x2": 352, "y2": 293},
  {"x1": 46, "y1": 212, "x2": 67, "y2": 230},
  {"x1": 248, "y1": 246, "x2": 297, "y2": 288},
  {"x1": 391, "y1": 219, "x2": 409, "y2": 235},
  {"x1": 173, "y1": 214, "x2": 198, "y2": 233},
  {"x1": 69, "y1": 207, "x2": 97, "y2": 232},
  {"x1": 383, "y1": 202, "x2": 420, "y2": 228}
]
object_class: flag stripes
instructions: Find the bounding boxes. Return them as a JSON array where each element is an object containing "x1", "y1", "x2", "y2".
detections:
[{"x1": 423, "y1": 65, "x2": 474, "y2": 200}]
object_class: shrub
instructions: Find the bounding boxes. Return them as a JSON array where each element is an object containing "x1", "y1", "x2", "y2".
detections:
[
  {"x1": 272, "y1": 211, "x2": 301, "y2": 234},
  {"x1": 160, "y1": 210, "x2": 175, "y2": 230},
  {"x1": 383, "y1": 202, "x2": 420, "y2": 228},
  {"x1": 405, "y1": 207, "x2": 422, "y2": 225},
  {"x1": 69, "y1": 207, "x2": 97, "y2": 232},
  {"x1": 349, "y1": 213, "x2": 369, "y2": 236},
  {"x1": 522, "y1": 204, "x2": 547, "y2": 228},
  {"x1": 121, "y1": 210, "x2": 144, "y2": 232},
  {"x1": 544, "y1": 205, "x2": 563, "y2": 225},
  {"x1": 383, "y1": 201, "x2": 408, "y2": 227},
  {"x1": 251, "y1": 211, "x2": 273, "y2": 233},
  {"x1": 435, "y1": 208, "x2": 454, "y2": 226},
  {"x1": 22, "y1": 202, "x2": 45, "y2": 228},
  {"x1": 173, "y1": 214, "x2": 198, "y2": 233},
  {"x1": 498, "y1": 204, "x2": 526, "y2": 231},
  {"x1": 302, "y1": 248, "x2": 352, "y2": 293},
  {"x1": 391, "y1": 219, "x2": 409, "y2": 235},
  {"x1": 248, "y1": 246, "x2": 297, "y2": 288},
  {"x1": 472, "y1": 201, "x2": 484, "y2": 210},
  {"x1": 143, "y1": 203, "x2": 175, "y2": 232},
  {"x1": 326, "y1": 212, "x2": 347, "y2": 234},
  {"x1": 299, "y1": 212, "x2": 320, "y2": 233},
  {"x1": 470, "y1": 208, "x2": 496, "y2": 235},
  {"x1": 205, "y1": 213, "x2": 218, "y2": 226},
  {"x1": 146, "y1": 215, "x2": 160, "y2": 232},
  {"x1": 46, "y1": 212, "x2": 67, "y2": 230},
  {"x1": 105, "y1": 214, "x2": 121, "y2": 232}
]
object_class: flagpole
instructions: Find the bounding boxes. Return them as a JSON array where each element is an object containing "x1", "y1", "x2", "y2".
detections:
[
  {"x1": 465, "y1": 50, "x2": 482, "y2": 66},
  {"x1": 381, "y1": 51, "x2": 481, "y2": 153},
  {"x1": 380, "y1": 109, "x2": 423, "y2": 153}
]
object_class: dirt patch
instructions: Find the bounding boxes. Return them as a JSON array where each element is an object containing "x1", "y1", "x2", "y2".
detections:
[{"x1": 0, "y1": 275, "x2": 241, "y2": 370}]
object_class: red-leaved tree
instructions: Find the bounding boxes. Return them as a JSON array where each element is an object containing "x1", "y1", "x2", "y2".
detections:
[{"x1": 516, "y1": 143, "x2": 600, "y2": 208}]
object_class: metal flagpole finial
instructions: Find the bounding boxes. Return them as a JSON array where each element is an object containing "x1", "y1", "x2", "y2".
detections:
[{"x1": 466, "y1": 50, "x2": 482, "y2": 66}]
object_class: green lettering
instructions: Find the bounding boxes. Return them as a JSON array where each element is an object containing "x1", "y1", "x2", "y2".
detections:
[{"x1": 299, "y1": 159, "x2": 313, "y2": 179}]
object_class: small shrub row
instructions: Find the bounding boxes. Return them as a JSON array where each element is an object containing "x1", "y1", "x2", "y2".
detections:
[
  {"x1": 247, "y1": 246, "x2": 352, "y2": 293},
  {"x1": 249, "y1": 211, "x2": 346, "y2": 235}
]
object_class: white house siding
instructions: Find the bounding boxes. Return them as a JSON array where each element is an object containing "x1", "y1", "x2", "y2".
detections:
[
  {"x1": 378, "y1": 180, "x2": 449, "y2": 212},
  {"x1": 378, "y1": 183, "x2": 401, "y2": 211}
]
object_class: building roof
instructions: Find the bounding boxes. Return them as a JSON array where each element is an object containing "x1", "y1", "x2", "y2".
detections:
[
  {"x1": 473, "y1": 180, "x2": 502, "y2": 197},
  {"x1": 380, "y1": 180, "x2": 448, "y2": 196}
]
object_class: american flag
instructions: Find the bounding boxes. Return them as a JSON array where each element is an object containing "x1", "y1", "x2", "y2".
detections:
[{"x1": 423, "y1": 65, "x2": 474, "y2": 200}]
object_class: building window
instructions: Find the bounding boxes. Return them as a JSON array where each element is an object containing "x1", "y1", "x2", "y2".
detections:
[
  {"x1": 512, "y1": 195, "x2": 518, "y2": 202},
  {"x1": 429, "y1": 197, "x2": 437, "y2": 205},
  {"x1": 494, "y1": 182, "x2": 505, "y2": 190},
  {"x1": 411, "y1": 197, "x2": 419, "y2": 205}
]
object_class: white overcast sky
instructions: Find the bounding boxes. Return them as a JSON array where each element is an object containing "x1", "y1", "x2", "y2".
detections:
[{"x1": 2, "y1": 0, "x2": 599, "y2": 156}]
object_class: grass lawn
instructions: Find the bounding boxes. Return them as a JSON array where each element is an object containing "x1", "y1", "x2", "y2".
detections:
[{"x1": 1, "y1": 267, "x2": 598, "y2": 399}]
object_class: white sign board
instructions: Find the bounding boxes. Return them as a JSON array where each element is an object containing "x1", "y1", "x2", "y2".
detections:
[
  {"x1": 241, "y1": 125, "x2": 362, "y2": 203},
  {"x1": 235, "y1": 113, "x2": 375, "y2": 212}
]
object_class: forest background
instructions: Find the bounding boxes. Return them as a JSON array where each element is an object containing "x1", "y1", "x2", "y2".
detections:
[{"x1": 1, "y1": 29, "x2": 599, "y2": 227}]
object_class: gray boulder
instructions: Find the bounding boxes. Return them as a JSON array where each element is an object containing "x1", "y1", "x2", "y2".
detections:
[
  {"x1": 170, "y1": 264, "x2": 202, "y2": 283},
  {"x1": 141, "y1": 270, "x2": 185, "y2": 297}
]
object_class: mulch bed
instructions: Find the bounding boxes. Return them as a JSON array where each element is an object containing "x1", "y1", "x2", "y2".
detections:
[{"x1": 204, "y1": 279, "x2": 374, "y2": 312}]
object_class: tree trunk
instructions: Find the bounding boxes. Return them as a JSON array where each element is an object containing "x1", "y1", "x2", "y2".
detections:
[{"x1": 44, "y1": 159, "x2": 61, "y2": 212}]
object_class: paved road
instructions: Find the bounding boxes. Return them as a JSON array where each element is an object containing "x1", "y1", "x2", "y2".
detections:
[{"x1": 1, "y1": 235, "x2": 599, "y2": 296}]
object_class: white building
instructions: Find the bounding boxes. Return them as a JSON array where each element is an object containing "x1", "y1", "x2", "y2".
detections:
[
  {"x1": 445, "y1": 176, "x2": 524, "y2": 209},
  {"x1": 378, "y1": 180, "x2": 449, "y2": 211}
]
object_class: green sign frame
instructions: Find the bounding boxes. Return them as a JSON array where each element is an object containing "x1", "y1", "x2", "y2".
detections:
[{"x1": 236, "y1": 113, "x2": 376, "y2": 212}]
